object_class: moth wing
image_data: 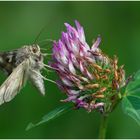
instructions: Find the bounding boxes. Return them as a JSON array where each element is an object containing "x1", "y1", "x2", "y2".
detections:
[
  {"x1": 0, "y1": 50, "x2": 18, "y2": 75},
  {"x1": 29, "y1": 70, "x2": 45, "y2": 96},
  {"x1": 0, "y1": 47, "x2": 27, "y2": 75},
  {"x1": 0, "y1": 60, "x2": 29, "y2": 105}
]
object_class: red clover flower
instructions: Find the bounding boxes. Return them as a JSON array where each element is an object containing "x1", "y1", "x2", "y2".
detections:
[{"x1": 52, "y1": 20, "x2": 126, "y2": 114}]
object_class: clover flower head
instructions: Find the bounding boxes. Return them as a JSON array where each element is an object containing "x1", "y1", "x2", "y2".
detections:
[{"x1": 52, "y1": 20, "x2": 125, "y2": 113}]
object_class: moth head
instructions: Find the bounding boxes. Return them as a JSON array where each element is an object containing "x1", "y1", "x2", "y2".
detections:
[
  {"x1": 30, "y1": 44, "x2": 41, "y2": 55},
  {"x1": 28, "y1": 44, "x2": 44, "y2": 69}
]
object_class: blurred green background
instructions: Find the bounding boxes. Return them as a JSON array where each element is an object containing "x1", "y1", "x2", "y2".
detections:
[{"x1": 0, "y1": 1, "x2": 140, "y2": 138}]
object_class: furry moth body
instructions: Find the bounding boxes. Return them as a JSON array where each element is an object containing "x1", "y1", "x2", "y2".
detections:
[{"x1": 0, "y1": 44, "x2": 47, "y2": 105}]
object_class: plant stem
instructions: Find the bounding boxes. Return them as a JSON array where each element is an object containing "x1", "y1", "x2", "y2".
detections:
[{"x1": 98, "y1": 115, "x2": 109, "y2": 139}]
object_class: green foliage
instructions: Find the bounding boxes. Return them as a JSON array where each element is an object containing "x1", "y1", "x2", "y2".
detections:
[
  {"x1": 126, "y1": 70, "x2": 140, "y2": 92},
  {"x1": 122, "y1": 70, "x2": 140, "y2": 126},
  {"x1": 26, "y1": 104, "x2": 72, "y2": 131},
  {"x1": 122, "y1": 96, "x2": 140, "y2": 126}
]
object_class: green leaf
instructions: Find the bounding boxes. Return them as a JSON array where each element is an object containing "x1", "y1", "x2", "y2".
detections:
[
  {"x1": 26, "y1": 104, "x2": 72, "y2": 131},
  {"x1": 122, "y1": 95, "x2": 140, "y2": 126},
  {"x1": 126, "y1": 70, "x2": 140, "y2": 93},
  {"x1": 122, "y1": 69, "x2": 140, "y2": 126},
  {"x1": 134, "y1": 70, "x2": 140, "y2": 80}
]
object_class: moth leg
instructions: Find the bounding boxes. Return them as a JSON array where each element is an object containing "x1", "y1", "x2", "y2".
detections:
[
  {"x1": 43, "y1": 67, "x2": 52, "y2": 73},
  {"x1": 42, "y1": 53, "x2": 52, "y2": 56},
  {"x1": 30, "y1": 69, "x2": 57, "y2": 84},
  {"x1": 42, "y1": 63, "x2": 59, "y2": 71}
]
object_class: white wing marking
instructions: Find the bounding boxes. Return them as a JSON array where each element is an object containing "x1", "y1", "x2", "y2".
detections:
[{"x1": 0, "y1": 60, "x2": 29, "y2": 105}]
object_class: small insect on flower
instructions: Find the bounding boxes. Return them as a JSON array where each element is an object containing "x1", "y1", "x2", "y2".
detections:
[
  {"x1": 0, "y1": 44, "x2": 54, "y2": 105},
  {"x1": 52, "y1": 20, "x2": 126, "y2": 114}
]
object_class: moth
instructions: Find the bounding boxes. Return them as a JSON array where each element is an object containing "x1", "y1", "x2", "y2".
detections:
[{"x1": 0, "y1": 44, "x2": 53, "y2": 105}]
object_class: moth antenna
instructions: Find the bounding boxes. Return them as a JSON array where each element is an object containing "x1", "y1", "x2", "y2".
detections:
[
  {"x1": 33, "y1": 13, "x2": 58, "y2": 44},
  {"x1": 34, "y1": 26, "x2": 46, "y2": 44},
  {"x1": 31, "y1": 69, "x2": 57, "y2": 84}
]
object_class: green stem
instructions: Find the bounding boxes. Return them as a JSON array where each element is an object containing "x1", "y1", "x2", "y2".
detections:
[{"x1": 98, "y1": 115, "x2": 109, "y2": 139}]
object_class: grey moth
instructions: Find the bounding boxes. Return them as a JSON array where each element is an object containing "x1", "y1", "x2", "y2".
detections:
[{"x1": 0, "y1": 44, "x2": 51, "y2": 105}]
